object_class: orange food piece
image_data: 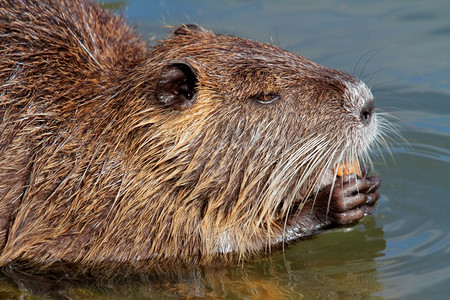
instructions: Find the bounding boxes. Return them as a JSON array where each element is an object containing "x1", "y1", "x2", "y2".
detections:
[{"x1": 334, "y1": 159, "x2": 361, "y2": 177}]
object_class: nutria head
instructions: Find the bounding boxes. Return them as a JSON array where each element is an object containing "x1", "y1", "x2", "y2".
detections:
[
  {"x1": 0, "y1": 0, "x2": 386, "y2": 274},
  {"x1": 113, "y1": 25, "x2": 382, "y2": 260}
]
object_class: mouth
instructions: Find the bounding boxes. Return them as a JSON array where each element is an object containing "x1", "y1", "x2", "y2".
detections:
[{"x1": 312, "y1": 158, "x2": 363, "y2": 195}]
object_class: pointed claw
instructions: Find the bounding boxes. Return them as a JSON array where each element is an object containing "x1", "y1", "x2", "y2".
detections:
[{"x1": 360, "y1": 165, "x2": 371, "y2": 178}]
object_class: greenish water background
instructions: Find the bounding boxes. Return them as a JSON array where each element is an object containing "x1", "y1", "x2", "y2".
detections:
[{"x1": 1, "y1": 0, "x2": 449, "y2": 299}]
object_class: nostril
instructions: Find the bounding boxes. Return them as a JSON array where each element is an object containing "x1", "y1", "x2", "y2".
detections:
[
  {"x1": 362, "y1": 110, "x2": 371, "y2": 121},
  {"x1": 360, "y1": 101, "x2": 374, "y2": 125}
]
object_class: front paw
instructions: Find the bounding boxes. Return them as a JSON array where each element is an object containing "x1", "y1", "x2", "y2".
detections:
[
  {"x1": 328, "y1": 175, "x2": 381, "y2": 225},
  {"x1": 284, "y1": 172, "x2": 381, "y2": 239}
]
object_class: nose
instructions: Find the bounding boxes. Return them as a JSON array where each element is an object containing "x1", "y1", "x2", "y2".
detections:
[{"x1": 360, "y1": 100, "x2": 374, "y2": 126}]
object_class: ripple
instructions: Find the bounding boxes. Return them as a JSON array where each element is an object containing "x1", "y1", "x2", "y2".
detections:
[
  {"x1": 405, "y1": 143, "x2": 450, "y2": 161},
  {"x1": 373, "y1": 143, "x2": 450, "y2": 299}
]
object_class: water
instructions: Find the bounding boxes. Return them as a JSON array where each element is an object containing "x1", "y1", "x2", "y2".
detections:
[{"x1": 1, "y1": 0, "x2": 449, "y2": 299}]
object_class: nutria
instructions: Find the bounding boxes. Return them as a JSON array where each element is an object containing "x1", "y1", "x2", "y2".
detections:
[{"x1": 0, "y1": 0, "x2": 385, "y2": 275}]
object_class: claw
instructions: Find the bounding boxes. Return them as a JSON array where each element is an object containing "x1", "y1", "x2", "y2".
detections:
[
  {"x1": 366, "y1": 176, "x2": 381, "y2": 193},
  {"x1": 360, "y1": 165, "x2": 371, "y2": 178}
]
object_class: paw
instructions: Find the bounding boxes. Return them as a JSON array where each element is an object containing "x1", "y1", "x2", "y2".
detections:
[{"x1": 329, "y1": 175, "x2": 381, "y2": 225}]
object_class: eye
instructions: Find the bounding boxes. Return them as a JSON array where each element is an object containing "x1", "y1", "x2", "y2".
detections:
[{"x1": 252, "y1": 93, "x2": 280, "y2": 104}]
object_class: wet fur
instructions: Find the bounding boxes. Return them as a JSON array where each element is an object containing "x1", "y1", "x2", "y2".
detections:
[{"x1": 0, "y1": 0, "x2": 386, "y2": 274}]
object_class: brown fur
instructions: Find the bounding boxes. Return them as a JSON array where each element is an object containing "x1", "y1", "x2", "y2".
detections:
[{"x1": 0, "y1": 0, "x2": 384, "y2": 275}]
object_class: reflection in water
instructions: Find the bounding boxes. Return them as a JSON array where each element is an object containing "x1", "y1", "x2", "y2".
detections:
[{"x1": 1, "y1": 217, "x2": 385, "y2": 299}]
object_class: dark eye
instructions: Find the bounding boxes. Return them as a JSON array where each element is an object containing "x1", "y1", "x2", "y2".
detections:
[{"x1": 252, "y1": 93, "x2": 280, "y2": 104}]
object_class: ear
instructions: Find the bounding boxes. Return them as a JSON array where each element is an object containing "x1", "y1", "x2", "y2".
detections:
[
  {"x1": 155, "y1": 62, "x2": 198, "y2": 110},
  {"x1": 174, "y1": 24, "x2": 207, "y2": 36}
]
